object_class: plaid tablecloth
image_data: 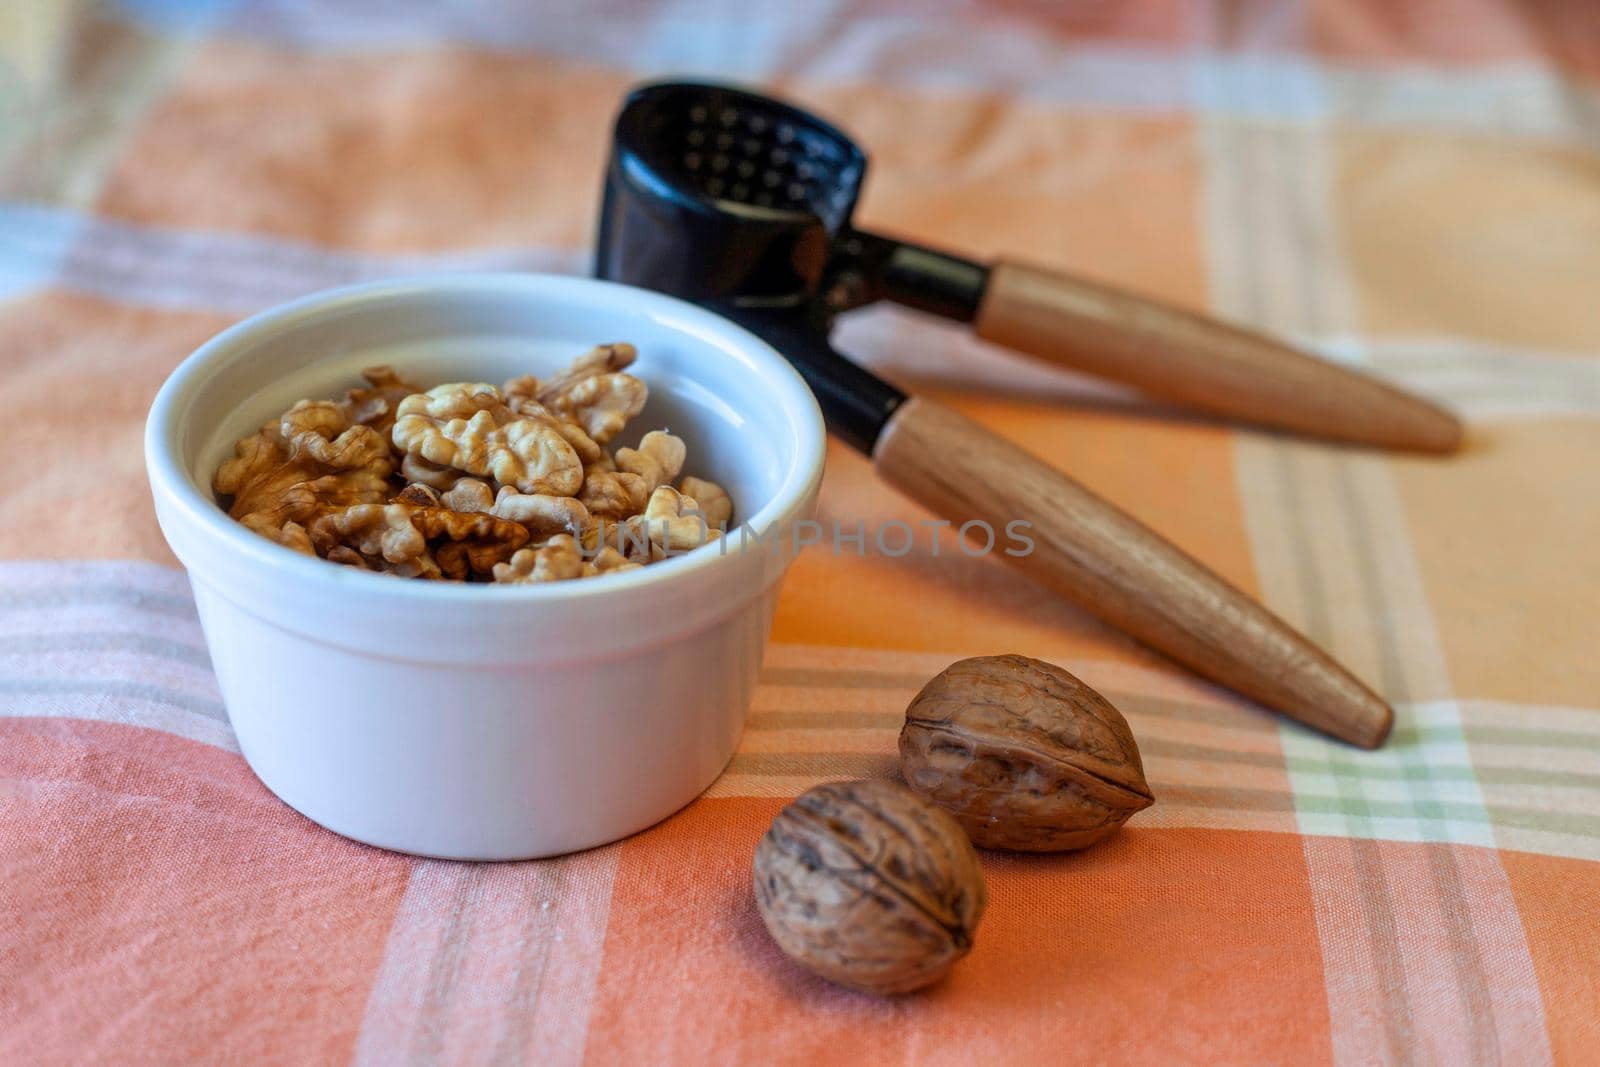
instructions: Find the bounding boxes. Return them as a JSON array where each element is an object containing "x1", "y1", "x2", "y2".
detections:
[{"x1": 3, "y1": 2, "x2": 1598, "y2": 1063}]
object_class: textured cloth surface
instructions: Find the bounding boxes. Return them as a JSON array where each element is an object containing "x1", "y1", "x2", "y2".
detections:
[{"x1": 2, "y1": 2, "x2": 1599, "y2": 1064}]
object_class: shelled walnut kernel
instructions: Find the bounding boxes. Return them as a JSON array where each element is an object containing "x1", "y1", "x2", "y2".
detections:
[{"x1": 211, "y1": 345, "x2": 732, "y2": 583}]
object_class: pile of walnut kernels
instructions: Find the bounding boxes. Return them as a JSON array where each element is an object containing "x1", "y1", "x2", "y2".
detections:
[{"x1": 212, "y1": 343, "x2": 732, "y2": 583}]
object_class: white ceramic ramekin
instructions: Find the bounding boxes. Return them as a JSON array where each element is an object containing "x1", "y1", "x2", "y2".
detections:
[{"x1": 145, "y1": 273, "x2": 825, "y2": 860}]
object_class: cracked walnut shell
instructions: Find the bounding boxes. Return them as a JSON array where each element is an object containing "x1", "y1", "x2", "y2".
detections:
[
  {"x1": 753, "y1": 779, "x2": 987, "y2": 995},
  {"x1": 899, "y1": 655, "x2": 1154, "y2": 851}
]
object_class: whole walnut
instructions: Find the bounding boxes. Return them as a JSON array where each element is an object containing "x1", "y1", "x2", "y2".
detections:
[
  {"x1": 752, "y1": 779, "x2": 986, "y2": 995},
  {"x1": 899, "y1": 654, "x2": 1154, "y2": 851}
]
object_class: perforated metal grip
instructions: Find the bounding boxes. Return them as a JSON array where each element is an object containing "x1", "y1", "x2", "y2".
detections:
[{"x1": 598, "y1": 82, "x2": 866, "y2": 306}]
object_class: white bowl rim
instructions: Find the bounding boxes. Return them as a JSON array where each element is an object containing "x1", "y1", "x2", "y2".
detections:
[{"x1": 144, "y1": 272, "x2": 827, "y2": 604}]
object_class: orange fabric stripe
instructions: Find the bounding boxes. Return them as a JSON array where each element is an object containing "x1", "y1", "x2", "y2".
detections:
[
  {"x1": 0, "y1": 718, "x2": 411, "y2": 1063},
  {"x1": 584, "y1": 798, "x2": 1331, "y2": 1064},
  {"x1": 773, "y1": 385, "x2": 1256, "y2": 659},
  {"x1": 0, "y1": 291, "x2": 231, "y2": 563}
]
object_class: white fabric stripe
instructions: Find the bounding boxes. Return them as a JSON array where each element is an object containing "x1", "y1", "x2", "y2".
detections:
[
  {"x1": 1289, "y1": 704, "x2": 1494, "y2": 848},
  {"x1": 351, "y1": 847, "x2": 620, "y2": 1067},
  {"x1": 48, "y1": 208, "x2": 584, "y2": 314},
  {"x1": 1201, "y1": 118, "x2": 1362, "y2": 338},
  {"x1": 0, "y1": 563, "x2": 1590, "y2": 746},
  {"x1": 0, "y1": 563, "x2": 219, "y2": 710},
  {"x1": 131, "y1": 3, "x2": 1600, "y2": 139},
  {"x1": 0, "y1": 559, "x2": 195, "y2": 603},
  {"x1": 1208, "y1": 80, "x2": 1553, "y2": 1064},
  {"x1": 1364, "y1": 340, "x2": 1600, "y2": 418},
  {"x1": 0, "y1": 631, "x2": 210, "y2": 667},
  {"x1": 1193, "y1": 53, "x2": 1330, "y2": 122},
  {"x1": 0, "y1": 654, "x2": 222, "y2": 714},
  {"x1": 1323, "y1": 66, "x2": 1600, "y2": 145},
  {"x1": 8, "y1": 199, "x2": 1597, "y2": 419},
  {"x1": 0, "y1": 692, "x2": 238, "y2": 752},
  {"x1": 0, "y1": 606, "x2": 206, "y2": 650},
  {"x1": 632, "y1": 0, "x2": 841, "y2": 83},
  {"x1": 1459, "y1": 699, "x2": 1600, "y2": 739},
  {"x1": 0, "y1": 203, "x2": 83, "y2": 297},
  {"x1": 762, "y1": 642, "x2": 1278, "y2": 711},
  {"x1": 0, "y1": 586, "x2": 196, "y2": 619},
  {"x1": 0, "y1": 561, "x2": 233, "y2": 746}
]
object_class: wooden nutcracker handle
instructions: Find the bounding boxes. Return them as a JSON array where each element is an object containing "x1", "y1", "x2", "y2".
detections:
[
  {"x1": 975, "y1": 259, "x2": 1462, "y2": 454},
  {"x1": 873, "y1": 396, "x2": 1394, "y2": 747}
]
